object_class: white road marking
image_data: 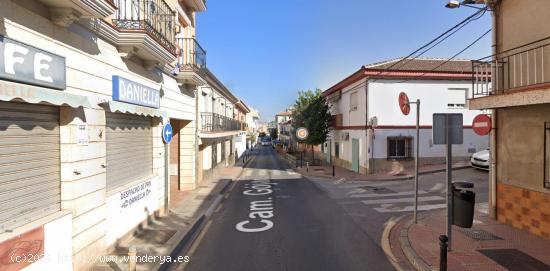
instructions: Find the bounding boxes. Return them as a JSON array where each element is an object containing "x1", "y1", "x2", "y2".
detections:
[
  {"x1": 374, "y1": 203, "x2": 447, "y2": 213},
  {"x1": 429, "y1": 183, "x2": 445, "y2": 192},
  {"x1": 350, "y1": 190, "x2": 428, "y2": 198},
  {"x1": 361, "y1": 196, "x2": 444, "y2": 205}
]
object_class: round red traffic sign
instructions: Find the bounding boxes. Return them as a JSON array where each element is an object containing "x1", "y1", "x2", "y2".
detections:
[
  {"x1": 398, "y1": 92, "x2": 410, "y2": 115},
  {"x1": 472, "y1": 114, "x2": 492, "y2": 136}
]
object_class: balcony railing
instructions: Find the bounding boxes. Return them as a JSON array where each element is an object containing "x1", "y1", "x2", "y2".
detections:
[
  {"x1": 473, "y1": 38, "x2": 550, "y2": 98},
  {"x1": 177, "y1": 38, "x2": 207, "y2": 69},
  {"x1": 113, "y1": 0, "x2": 176, "y2": 53},
  {"x1": 201, "y1": 112, "x2": 242, "y2": 133}
]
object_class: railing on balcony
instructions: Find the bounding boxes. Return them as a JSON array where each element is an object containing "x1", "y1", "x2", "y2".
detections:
[
  {"x1": 201, "y1": 112, "x2": 242, "y2": 133},
  {"x1": 113, "y1": 0, "x2": 176, "y2": 53},
  {"x1": 177, "y1": 38, "x2": 207, "y2": 69},
  {"x1": 473, "y1": 38, "x2": 550, "y2": 98}
]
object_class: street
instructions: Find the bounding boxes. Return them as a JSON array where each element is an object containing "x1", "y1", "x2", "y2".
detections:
[{"x1": 176, "y1": 147, "x2": 488, "y2": 271}]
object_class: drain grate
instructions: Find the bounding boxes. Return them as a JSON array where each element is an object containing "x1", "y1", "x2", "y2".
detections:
[
  {"x1": 457, "y1": 228, "x2": 502, "y2": 240},
  {"x1": 478, "y1": 249, "x2": 550, "y2": 271}
]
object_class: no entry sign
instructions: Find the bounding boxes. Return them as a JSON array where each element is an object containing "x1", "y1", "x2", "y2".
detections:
[
  {"x1": 472, "y1": 114, "x2": 491, "y2": 136},
  {"x1": 398, "y1": 92, "x2": 410, "y2": 115}
]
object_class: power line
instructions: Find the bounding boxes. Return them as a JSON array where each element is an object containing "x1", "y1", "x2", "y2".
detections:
[
  {"x1": 392, "y1": 28, "x2": 492, "y2": 84},
  {"x1": 393, "y1": 8, "x2": 487, "y2": 70},
  {"x1": 370, "y1": 7, "x2": 487, "y2": 77}
]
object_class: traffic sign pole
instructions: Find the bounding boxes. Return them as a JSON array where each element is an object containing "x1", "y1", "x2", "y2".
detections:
[
  {"x1": 414, "y1": 99, "x2": 420, "y2": 224},
  {"x1": 446, "y1": 114, "x2": 453, "y2": 251}
]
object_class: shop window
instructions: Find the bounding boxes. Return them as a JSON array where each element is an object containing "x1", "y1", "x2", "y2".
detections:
[
  {"x1": 335, "y1": 142, "x2": 340, "y2": 158},
  {"x1": 545, "y1": 123, "x2": 550, "y2": 188},
  {"x1": 387, "y1": 136, "x2": 413, "y2": 159}
]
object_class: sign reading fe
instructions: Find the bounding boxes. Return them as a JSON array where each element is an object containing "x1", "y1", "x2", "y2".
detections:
[
  {"x1": 0, "y1": 36, "x2": 66, "y2": 89},
  {"x1": 112, "y1": 75, "x2": 160, "y2": 108}
]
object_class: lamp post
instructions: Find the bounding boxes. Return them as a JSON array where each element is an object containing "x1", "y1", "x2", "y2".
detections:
[{"x1": 445, "y1": 0, "x2": 490, "y2": 10}]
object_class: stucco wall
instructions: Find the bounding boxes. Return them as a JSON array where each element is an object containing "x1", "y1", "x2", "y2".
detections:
[{"x1": 497, "y1": 104, "x2": 550, "y2": 194}]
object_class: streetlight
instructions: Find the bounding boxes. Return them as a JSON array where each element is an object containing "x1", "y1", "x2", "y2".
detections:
[{"x1": 445, "y1": 0, "x2": 487, "y2": 10}]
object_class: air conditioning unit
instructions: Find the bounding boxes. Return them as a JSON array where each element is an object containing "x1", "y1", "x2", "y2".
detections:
[{"x1": 341, "y1": 132, "x2": 350, "y2": 141}]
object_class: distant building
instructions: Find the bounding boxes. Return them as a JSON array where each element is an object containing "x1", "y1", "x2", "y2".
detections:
[{"x1": 323, "y1": 58, "x2": 489, "y2": 174}]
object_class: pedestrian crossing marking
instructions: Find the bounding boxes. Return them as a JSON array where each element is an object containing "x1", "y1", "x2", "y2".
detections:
[
  {"x1": 350, "y1": 190, "x2": 428, "y2": 198},
  {"x1": 361, "y1": 196, "x2": 444, "y2": 205},
  {"x1": 374, "y1": 204, "x2": 447, "y2": 213}
]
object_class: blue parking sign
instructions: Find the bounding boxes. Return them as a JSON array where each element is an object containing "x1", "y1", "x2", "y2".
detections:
[{"x1": 162, "y1": 123, "x2": 173, "y2": 144}]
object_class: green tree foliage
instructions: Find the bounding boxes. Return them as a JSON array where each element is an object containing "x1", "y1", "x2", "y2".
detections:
[
  {"x1": 292, "y1": 89, "x2": 332, "y2": 146},
  {"x1": 269, "y1": 128, "x2": 278, "y2": 140}
]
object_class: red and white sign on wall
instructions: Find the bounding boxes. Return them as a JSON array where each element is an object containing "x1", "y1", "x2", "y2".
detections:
[
  {"x1": 398, "y1": 92, "x2": 410, "y2": 116},
  {"x1": 472, "y1": 114, "x2": 492, "y2": 136}
]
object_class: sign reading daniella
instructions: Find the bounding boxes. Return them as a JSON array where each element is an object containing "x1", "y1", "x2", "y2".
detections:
[{"x1": 112, "y1": 75, "x2": 160, "y2": 108}]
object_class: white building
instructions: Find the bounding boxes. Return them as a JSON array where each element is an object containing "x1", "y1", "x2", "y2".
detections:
[{"x1": 323, "y1": 58, "x2": 489, "y2": 174}]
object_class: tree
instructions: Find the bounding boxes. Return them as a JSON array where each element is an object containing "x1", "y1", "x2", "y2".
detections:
[
  {"x1": 292, "y1": 89, "x2": 332, "y2": 163},
  {"x1": 270, "y1": 128, "x2": 278, "y2": 140}
]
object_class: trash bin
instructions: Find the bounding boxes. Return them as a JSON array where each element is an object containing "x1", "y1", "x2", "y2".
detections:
[{"x1": 452, "y1": 181, "x2": 475, "y2": 228}]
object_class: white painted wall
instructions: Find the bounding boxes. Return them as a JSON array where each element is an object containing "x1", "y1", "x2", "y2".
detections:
[{"x1": 234, "y1": 132, "x2": 247, "y2": 158}]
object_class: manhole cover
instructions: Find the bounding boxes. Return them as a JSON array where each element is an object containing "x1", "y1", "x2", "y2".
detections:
[
  {"x1": 360, "y1": 186, "x2": 396, "y2": 194},
  {"x1": 457, "y1": 228, "x2": 502, "y2": 240},
  {"x1": 478, "y1": 249, "x2": 550, "y2": 271}
]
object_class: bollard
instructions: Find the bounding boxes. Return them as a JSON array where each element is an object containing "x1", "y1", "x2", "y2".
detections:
[
  {"x1": 332, "y1": 165, "x2": 335, "y2": 177},
  {"x1": 128, "y1": 246, "x2": 137, "y2": 271},
  {"x1": 439, "y1": 235, "x2": 448, "y2": 271},
  {"x1": 300, "y1": 152, "x2": 303, "y2": 168}
]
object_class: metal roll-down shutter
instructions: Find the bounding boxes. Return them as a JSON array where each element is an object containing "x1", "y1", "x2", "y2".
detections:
[
  {"x1": 0, "y1": 101, "x2": 60, "y2": 232},
  {"x1": 106, "y1": 112, "x2": 153, "y2": 192}
]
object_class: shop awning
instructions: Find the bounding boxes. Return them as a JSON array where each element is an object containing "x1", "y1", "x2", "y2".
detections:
[
  {"x1": 0, "y1": 80, "x2": 92, "y2": 108},
  {"x1": 100, "y1": 100, "x2": 167, "y2": 118}
]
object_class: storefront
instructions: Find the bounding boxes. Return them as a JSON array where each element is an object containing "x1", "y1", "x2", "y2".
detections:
[
  {"x1": 0, "y1": 36, "x2": 85, "y2": 271},
  {"x1": 102, "y1": 75, "x2": 167, "y2": 246}
]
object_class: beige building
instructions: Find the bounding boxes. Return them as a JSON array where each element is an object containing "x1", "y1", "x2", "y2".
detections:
[
  {"x1": 0, "y1": 0, "x2": 231, "y2": 270},
  {"x1": 469, "y1": 0, "x2": 550, "y2": 239}
]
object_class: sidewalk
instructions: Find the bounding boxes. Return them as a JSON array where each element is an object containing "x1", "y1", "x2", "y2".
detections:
[
  {"x1": 295, "y1": 161, "x2": 471, "y2": 181},
  {"x1": 387, "y1": 205, "x2": 550, "y2": 271},
  {"x1": 91, "y1": 159, "x2": 249, "y2": 271}
]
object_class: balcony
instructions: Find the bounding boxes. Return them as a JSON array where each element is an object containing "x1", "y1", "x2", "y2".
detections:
[
  {"x1": 179, "y1": 0, "x2": 207, "y2": 12},
  {"x1": 471, "y1": 38, "x2": 550, "y2": 109},
  {"x1": 175, "y1": 38, "x2": 207, "y2": 86},
  {"x1": 38, "y1": 0, "x2": 117, "y2": 26},
  {"x1": 94, "y1": 0, "x2": 177, "y2": 67},
  {"x1": 200, "y1": 113, "x2": 243, "y2": 135}
]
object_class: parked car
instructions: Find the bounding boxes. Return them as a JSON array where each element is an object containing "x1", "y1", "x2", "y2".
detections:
[
  {"x1": 470, "y1": 149, "x2": 489, "y2": 171},
  {"x1": 261, "y1": 137, "x2": 272, "y2": 146}
]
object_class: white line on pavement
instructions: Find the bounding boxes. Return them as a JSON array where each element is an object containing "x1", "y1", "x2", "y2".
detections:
[
  {"x1": 361, "y1": 196, "x2": 444, "y2": 205},
  {"x1": 350, "y1": 190, "x2": 428, "y2": 198},
  {"x1": 374, "y1": 203, "x2": 447, "y2": 213}
]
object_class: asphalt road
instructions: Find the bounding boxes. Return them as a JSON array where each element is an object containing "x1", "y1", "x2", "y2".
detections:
[{"x1": 178, "y1": 146, "x2": 394, "y2": 271}]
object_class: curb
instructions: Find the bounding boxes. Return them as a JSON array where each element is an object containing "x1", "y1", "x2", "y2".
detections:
[
  {"x1": 381, "y1": 215, "x2": 408, "y2": 271},
  {"x1": 399, "y1": 217, "x2": 432, "y2": 271},
  {"x1": 299, "y1": 165, "x2": 472, "y2": 182},
  {"x1": 155, "y1": 179, "x2": 234, "y2": 271}
]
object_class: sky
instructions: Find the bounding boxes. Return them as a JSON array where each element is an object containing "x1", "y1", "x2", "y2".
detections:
[{"x1": 196, "y1": 0, "x2": 492, "y2": 122}]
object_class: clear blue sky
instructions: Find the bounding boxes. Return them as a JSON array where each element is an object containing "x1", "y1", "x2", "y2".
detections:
[{"x1": 196, "y1": 0, "x2": 492, "y2": 122}]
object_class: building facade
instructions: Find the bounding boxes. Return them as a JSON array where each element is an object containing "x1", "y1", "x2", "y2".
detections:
[
  {"x1": 323, "y1": 58, "x2": 489, "y2": 174},
  {"x1": 197, "y1": 69, "x2": 246, "y2": 183},
  {"x1": 0, "y1": 0, "x2": 249, "y2": 270},
  {"x1": 469, "y1": 0, "x2": 550, "y2": 239}
]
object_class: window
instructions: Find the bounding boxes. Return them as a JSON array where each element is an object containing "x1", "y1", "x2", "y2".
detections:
[
  {"x1": 447, "y1": 88, "x2": 467, "y2": 109},
  {"x1": 335, "y1": 142, "x2": 340, "y2": 158},
  {"x1": 545, "y1": 123, "x2": 550, "y2": 188},
  {"x1": 350, "y1": 92, "x2": 358, "y2": 111},
  {"x1": 387, "y1": 137, "x2": 413, "y2": 159}
]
